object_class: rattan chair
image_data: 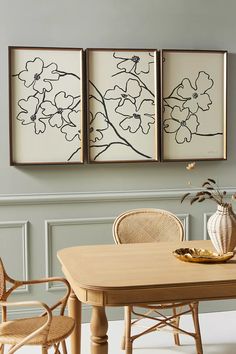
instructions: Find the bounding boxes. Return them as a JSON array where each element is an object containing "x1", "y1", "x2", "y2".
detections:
[
  {"x1": 0, "y1": 258, "x2": 75, "y2": 354},
  {"x1": 113, "y1": 208, "x2": 203, "y2": 354}
]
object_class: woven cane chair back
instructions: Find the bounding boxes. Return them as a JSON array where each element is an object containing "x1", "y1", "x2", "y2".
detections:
[{"x1": 113, "y1": 208, "x2": 184, "y2": 245}]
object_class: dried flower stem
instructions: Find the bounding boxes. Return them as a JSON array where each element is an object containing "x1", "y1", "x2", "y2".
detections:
[{"x1": 182, "y1": 178, "x2": 228, "y2": 206}]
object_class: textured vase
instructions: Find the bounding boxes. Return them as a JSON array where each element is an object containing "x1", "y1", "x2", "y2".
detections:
[{"x1": 207, "y1": 204, "x2": 236, "y2": 255}]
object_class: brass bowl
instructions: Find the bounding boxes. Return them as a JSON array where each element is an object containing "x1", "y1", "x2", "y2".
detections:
[{"x1": 173, "y1": 248, "x2": 234, "y2": 263}]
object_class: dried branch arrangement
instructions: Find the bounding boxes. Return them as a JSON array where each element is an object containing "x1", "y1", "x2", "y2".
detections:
[{"x1": 181, "y1": 162, "x2": 235, "y2": 207}]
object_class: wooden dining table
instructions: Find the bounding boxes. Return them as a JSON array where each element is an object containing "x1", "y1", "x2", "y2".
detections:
[{"x1": 57, "y1": 239, "x2": 236, "y2": 354}]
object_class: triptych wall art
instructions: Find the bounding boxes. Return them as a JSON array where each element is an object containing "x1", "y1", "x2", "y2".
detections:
[{"x1": 9, "y1": 47, "x2": 227, "y2": 165}]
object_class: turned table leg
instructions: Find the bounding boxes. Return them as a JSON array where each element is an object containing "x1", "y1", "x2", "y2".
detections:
[
  {"x1": 68, "y1": 290, "x2": 81, "y2": 354},
  {"x1": 90, "y1": 306, "x2": 108, "y2": 354}
]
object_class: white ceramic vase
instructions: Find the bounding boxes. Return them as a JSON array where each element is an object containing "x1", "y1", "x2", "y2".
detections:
[{"x1": 207, "y1": 204, "x2": 236, "y2": 255}]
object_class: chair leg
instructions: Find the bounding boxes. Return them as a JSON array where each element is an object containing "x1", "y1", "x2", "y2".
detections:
[
  {"x1": 61, "y1": 340, "x2": 68, "y2": 354},
  {"x1": 124, "y1": 306, "x2": 133, "y2": 354},
  {"x1": 172, "y1": 306, "x2": 181, "y2": 346},
  {"x1": 121, "y1": 328, "x2": 126, "y2": 350},
  {"x1": 53, "y1": 343, "x2": 61, "y2": 354},
  {"x1": 121, "y1": 306, "x2": 128, "y2": 350},
  {"x1": 192, "y1": 302, "x2": 203, "y2": 354},
  {"x1": 42, "y1": 346, "x2": 48, "y2": 354},
  {"x1": 0, "y1": 344, "x2": 4, "y2": 354}
]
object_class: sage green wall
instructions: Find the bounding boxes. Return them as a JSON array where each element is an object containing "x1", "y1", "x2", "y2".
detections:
[{"x1": 1, "y1": 0, "x2": 236, "y2": 321}]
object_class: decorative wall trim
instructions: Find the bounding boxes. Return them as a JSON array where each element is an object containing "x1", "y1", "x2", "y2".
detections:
[
  {"x1": 203, "y1": 212, "x2": 213, "y2": 240},
  {"x1": 0, "y1": 188, "x2": 235, "y2": 205},
  {"x1": 0, "y1": 221, "x2": 29, "y2": 293},
  {"x1": 177, "y1": 214, "x2": 190, "y2": 240},
  {"x1": 45, "y1": 217, "x2": 115, "y2": 291}
]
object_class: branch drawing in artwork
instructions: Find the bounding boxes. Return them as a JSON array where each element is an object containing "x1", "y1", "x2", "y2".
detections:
[
  {"x1": 89, "y1": 51, "x2": 156, "y2": 161},
  {"x1": 163, "y1": 70, "x2": 222, "y2": 144},
  {"x1": 13, "y1": 56, "x2": 82, "y2": 161}
]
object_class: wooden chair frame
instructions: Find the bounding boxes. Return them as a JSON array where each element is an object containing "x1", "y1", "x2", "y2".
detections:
[
  {"x1": 113, "y1": 208, "x2": 203, "y2": 354},
  {"x1": 0, "y1": 258, "x2": 75, "y2": 354}
]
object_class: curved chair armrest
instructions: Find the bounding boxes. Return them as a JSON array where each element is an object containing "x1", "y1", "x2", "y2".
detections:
[
  {"x1": 4, "y1": 277, "x2": 71, "y2": 302},
  {"x1": 4, "y1": 277, "x2": 71, "y2": 315},
  {"x1": 20, "y1": 276, "x2": 70, "y2": 289},
  {"x1": 1, "y1": 300, "x2": 52, "y2": 354},
  {"x1": 20, "y1": 277, "x2": 71, "y2": 315},
  {"x1": 27, "y1": 277, "x2": 71, "y2": 314},
  {"x1": 1, "y1": 299, "x2": 52, "y2": 312}
]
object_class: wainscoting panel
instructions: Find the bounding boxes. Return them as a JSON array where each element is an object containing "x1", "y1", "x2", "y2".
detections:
[
  {"x1": 45, "y1": 217, "x2": 115, "y2": 290},
  {"x1": 203, "y1": 212, "x2": 213, "y2": 240},
  {"x1": 176, "y1": 213, "x2": 189, "y2": 240},
  {"x1": 0, "y1": 221, "x2": 29, "y2": 293}
]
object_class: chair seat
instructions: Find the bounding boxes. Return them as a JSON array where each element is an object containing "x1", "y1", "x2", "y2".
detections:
[{"x1": 0, "y1": 315, "x2": 74, "y2": 346}]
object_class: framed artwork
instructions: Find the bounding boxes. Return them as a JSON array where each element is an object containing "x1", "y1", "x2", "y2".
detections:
[
  {"x1": 161, "y1": 49, "x2": 227, "y2": 161},
  {"x1": 9, "y1": 46, "x2": 84, "y2": 165},
  {"x1": 86, "y1": 48, "x2": 160, "y2": 163}
]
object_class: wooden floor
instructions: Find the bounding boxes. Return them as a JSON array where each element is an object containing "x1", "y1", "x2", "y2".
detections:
[{"x1": 4, "y1": 310, "x2": 236, "y2": 353}]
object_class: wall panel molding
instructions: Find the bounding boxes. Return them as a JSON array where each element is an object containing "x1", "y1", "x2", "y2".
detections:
[
  {"x1": 45, "y1": 217, "x2": 115, "y2": 291},
  {"x1": 203, "y1": 212, "x2": 213, "y2": 240},
  {"x1": 0, "y1": 187, "x2": 235, "y2": 205},
  {"x1": 177, "y1": 214, "x2": 189, "y2": 240},
  {"x1": 0, "y1": 221, "x2": 29, "y2": 293}
]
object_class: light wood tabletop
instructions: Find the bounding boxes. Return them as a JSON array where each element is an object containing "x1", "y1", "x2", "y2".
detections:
[{"x1": 57, "y1": 240, "x2": 236, "y2": 354}]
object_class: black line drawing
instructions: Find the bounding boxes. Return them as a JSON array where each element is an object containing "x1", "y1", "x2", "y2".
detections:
[
  {"x1": 88, "y1": 51, "x2": 157, "y2": 161},
  {"x1": 13, "y1": 55, "x2": 82, "y2": 162},
  {"x1": 163, "y1": 71, "x2": 222, "y2": 145}
]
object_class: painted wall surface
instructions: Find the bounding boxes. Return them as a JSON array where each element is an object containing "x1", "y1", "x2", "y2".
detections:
[{"x1": 0, "y1": 0, "x2": 236, "y2": 320}]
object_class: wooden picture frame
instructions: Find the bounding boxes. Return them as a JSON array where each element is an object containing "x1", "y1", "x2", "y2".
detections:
[
  {"x1": 86, "y1": 48, "x2": 160, "y2": 163},
  {"x1": 9, "y1": 46, "x2": 84, "y2": 165},
  {"x1": 161, "y1": 49, "x2": 227, "y2": 161}
]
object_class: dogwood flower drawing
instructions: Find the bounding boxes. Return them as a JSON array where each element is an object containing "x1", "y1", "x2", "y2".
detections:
[
  {"x1": 104, "y1": 79, "x2": 142, "y2": 107},
  {"x1": 163, "y1": 106, "x2": 199, "y2": 144},
  {"x1": 89, "y1": 112, "x2": 109, "y2": 143},
  {"x1": 18, "y1": 57, "x2": 59, "y2": 93},
  {"x1": 117, "y1": 99, "x2": 155, "y2": 134},
  {"x1": 177, "y1": 71, "x2": 213, "y2": 114},
  {"x1": 17, "y1": 96, "x2": 47, "y2": 134},
  {"x1": 113, "y1": 52, "x2": 154, "y2": 75},
  {"x1": 61, "y1": 110, "x2": 82, "y2": 141},
  {"x1": 41, "y1": 91, "x2": 74, "y2": 128}
]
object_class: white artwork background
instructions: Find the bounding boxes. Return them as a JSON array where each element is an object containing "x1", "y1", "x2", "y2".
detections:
[
  {"x1": 88, "y1": 50, "x2": 158, "y2": 162},
  {"x1": 162, "y1": 52, "x2": 226, "y2": 160},
  {"x1": 11, "y1": 49, "x2": 83, "y2": 163}
]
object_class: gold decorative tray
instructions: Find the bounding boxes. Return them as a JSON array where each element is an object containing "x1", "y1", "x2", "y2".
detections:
[{"x1": 173, "y1": 248, "x2": 234, "y2": 263}]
